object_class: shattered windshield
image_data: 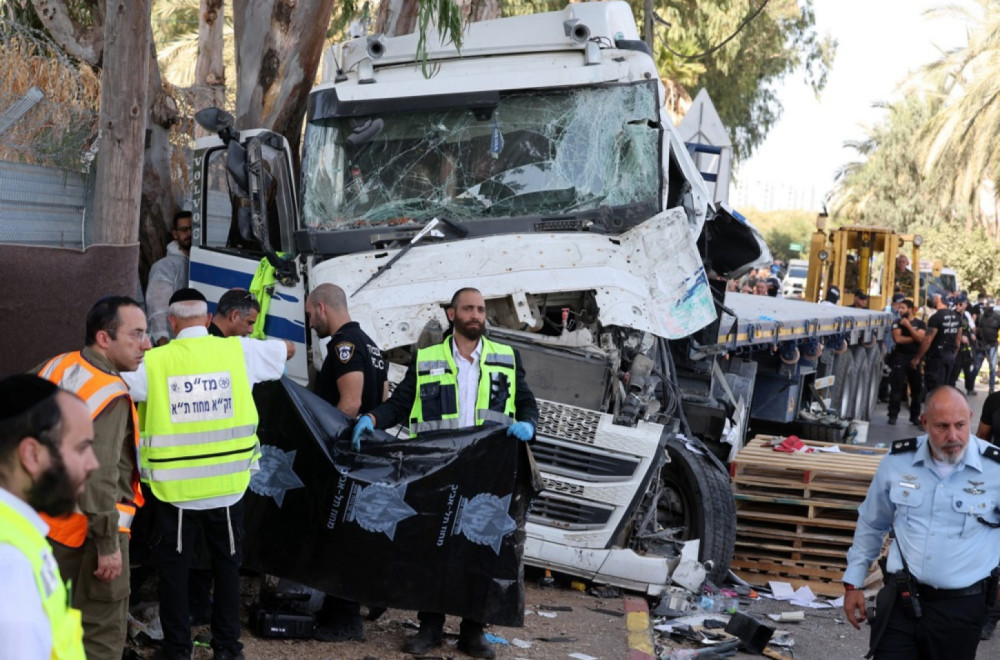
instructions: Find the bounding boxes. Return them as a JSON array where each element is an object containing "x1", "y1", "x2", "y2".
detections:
[{"x1": 301, "y1": 82, "x2": 660, "y2": 230}]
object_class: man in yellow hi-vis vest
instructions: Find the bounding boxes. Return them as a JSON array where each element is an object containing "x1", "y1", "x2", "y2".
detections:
[
  {"x1": 356, "y1": 287, "x2": 538, "y2": 659},
  {"x1": 0, "y1": 374, "x2": 99, "y2": 660},
  {"x1": 122, "y1": 288, "x2": 292, "y2": 660},
  {"x1": 35, "y1": 295, "x2": 150, "y2": 660}
]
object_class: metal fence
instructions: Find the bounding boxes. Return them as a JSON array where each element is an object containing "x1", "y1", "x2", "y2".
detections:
[{"x1": 0, "y1": 159, "x2": 93, "y2": 247}]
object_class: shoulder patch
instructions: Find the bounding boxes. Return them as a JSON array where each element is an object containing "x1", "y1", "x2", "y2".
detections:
[
  {"x1": 983, "y1": 444, "x2": 1000, "y2": 464},
  {"x1": 335, "y1": 341, "x2": 355, "y2": 363},
  {"x1": 890, "y1": 437, "x2": 918, "y2": 454}
]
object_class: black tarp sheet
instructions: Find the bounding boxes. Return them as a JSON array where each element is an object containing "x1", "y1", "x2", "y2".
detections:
[{"x1": 245, "y1": 378, "x2": 536, "y2": 626}]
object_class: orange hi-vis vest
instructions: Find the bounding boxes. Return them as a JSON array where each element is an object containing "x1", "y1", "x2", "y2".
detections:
[{"x1": 38, "y1": 351, "x2": 144, "y2": 548}]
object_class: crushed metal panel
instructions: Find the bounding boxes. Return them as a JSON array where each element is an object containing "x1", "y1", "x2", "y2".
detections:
[{"x1": 312, "y1": 209, "x2": 717, "y2": 349}]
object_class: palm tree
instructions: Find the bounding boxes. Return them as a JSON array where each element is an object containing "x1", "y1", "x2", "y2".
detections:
[{"x1": 912, "y1": 0, "x2": 1000, "y2": 234}]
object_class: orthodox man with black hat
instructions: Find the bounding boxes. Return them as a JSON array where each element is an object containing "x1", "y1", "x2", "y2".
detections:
[
  {"x1": 844, "y1": 386, "x2": 1000, "y2": 659},
  {"x1": 33, "y1": 296, "x2": 151, "y2": 660},
  {"x1": 353, "y1": 287, "x2": 538, "y2": 659},
  {"x1": 121, "y1": 288, "x2": 294, "y2": 660},
  {"x1": 0, "y1": 374, "x2": 99, "y2": 660}
]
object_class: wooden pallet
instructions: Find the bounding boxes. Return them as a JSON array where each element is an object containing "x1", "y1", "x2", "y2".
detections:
[{"x1": 729, "y1": 435, "x2": 888, "y2": 595}]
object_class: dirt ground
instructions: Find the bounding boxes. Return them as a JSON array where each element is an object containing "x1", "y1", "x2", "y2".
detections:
[{"x1": 130, "y1": 570, "x2": 627, "y2": 660}]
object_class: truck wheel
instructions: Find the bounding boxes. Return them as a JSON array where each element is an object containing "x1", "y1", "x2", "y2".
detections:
[
  {"x1": 659, "y1": 437, "x2": 736, "y2": 585},
  {"x1": 830, "y1": 350, "x2": 854, "y2": 418}
]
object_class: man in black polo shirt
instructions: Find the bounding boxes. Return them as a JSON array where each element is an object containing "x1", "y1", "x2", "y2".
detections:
[
  {"x1": 888, "y1": 299, "x2": 926, "y2": 425},
  {"x1": 304, "y1": 283, "x2": 388, "y2": 641},
  {"x1": 912, "y1": 292, "x2": 962, "y2": 395},
  {"x1": 209, "y1": 289, "x2": 260, "y2": 338}
]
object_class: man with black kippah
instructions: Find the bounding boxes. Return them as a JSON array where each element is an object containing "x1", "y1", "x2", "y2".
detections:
[{"x1": 0, "y1": 374, "x2": 98, "y2": 659}]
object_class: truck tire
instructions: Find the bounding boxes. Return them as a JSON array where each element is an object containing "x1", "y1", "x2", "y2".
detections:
[
  {"x1": 659, "y1": 437, "x2": 736, "y2": 585},
  {"x1": 831, "y1": 350, "x2": 854, "y2": 418}
]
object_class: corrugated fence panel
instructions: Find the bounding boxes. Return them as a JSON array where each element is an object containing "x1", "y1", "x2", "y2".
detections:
[{"x1": 0, "y1": 160, "x2": 88, "y2": 247}]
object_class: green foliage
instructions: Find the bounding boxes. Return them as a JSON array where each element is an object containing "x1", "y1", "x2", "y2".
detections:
[
  {"x1": 831, "y1": 97, "x2": 949, "y2": 232},
  {"x1": 640, "y1": 0, "x2": 836, "y2": 161},
  {"x1": 740, "y1": 207, "x2": 816, "y2": 261},
  {"x1": 415, "y1": 0, "x2": 465, "y2": 75},
  {"x1": 918, "y1": 224, "x2": 1000, "y2": 295}
]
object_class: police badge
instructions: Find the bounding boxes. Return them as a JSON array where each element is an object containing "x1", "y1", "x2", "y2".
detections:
[{"x1": 336, "y1": 341, "x2": 355, "y2": 363}]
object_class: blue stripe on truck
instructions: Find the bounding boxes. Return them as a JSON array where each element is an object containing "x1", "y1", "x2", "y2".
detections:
[
  {"x1": 190, "y1": 261, "x2": 254, "y2": 290},
  {"x1": 190, "y1": 261, "x2": 306, "y2": 343}
]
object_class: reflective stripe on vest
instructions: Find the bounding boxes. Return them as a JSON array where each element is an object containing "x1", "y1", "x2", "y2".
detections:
[
  {"x1": 0, "y1": 499, "x2": 86, "y2": 660},
  {"x1": 139, "y1": 336, "x2": 260, "y2": 504},
  {"x1": 116, "y1": 503, "x2": 136, "y2": 533},
  {"x1": 409, "y1": 338, "x2": 517, "y2": 436},
  {"x1": 38, "y1": 351, "x2": 144, "y2": 548}
]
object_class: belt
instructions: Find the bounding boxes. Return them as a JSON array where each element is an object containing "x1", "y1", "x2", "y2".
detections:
[{"x1": 914, "y1": 579, "x2": 985, "y2": 601}]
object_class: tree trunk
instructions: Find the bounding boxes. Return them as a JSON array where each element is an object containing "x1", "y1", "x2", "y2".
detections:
[
  {"x1": 233, "y1": 0, "x2": 335, "y2": 156},
  {"x1": 376, "y1": 0, "x2": 499, "y2": 38},
  {"x1": 139, "y1": 30, "x2": 180, "y2": 287},
  {"x1": 194, "y1": 0, "x2": 226, "y2": 126},
  {"x1": 91, "y1": 0, "x2": 151, "y2": 246},
  {"x1": 456, "y1": 0, "x2": 499, "y2": 23},
  {"x1": 30, "y1": 0, "x2": 105, "y2": 67},
  {"x1": 375, "y1": 0, "x2": 421, "y2": 37}
]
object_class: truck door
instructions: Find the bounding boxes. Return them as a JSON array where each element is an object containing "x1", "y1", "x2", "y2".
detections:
[{"x1": 190, "y1": 130, "x2": 308, "y2": 385}]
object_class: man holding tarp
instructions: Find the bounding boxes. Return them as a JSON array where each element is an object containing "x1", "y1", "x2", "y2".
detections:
[{"x1": 355, "y1": 287, "x2": 538, "y2": 658}]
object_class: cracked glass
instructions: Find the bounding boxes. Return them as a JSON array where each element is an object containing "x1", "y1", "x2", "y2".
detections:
[{"x1": 301, "y1": 81, "x2": 661, "y2": 230}]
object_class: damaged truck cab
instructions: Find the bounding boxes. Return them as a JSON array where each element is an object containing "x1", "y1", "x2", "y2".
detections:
[{"x1": 190, "y1": 2, "x2": 889, "y2": 594}]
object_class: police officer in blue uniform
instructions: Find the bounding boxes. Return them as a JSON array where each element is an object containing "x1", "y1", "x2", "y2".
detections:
[{"x1": 843, "y1": 385, "x2": 1000, "y2": 659}]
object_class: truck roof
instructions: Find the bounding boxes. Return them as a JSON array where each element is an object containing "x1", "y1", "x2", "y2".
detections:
[{"x1": 322, "y1": 1, "x2": 643, "y2": 82}]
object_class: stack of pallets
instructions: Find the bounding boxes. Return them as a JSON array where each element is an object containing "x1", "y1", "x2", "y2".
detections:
[{"x1": 729, "y1": 435, "x2": 888, "y2": 596}]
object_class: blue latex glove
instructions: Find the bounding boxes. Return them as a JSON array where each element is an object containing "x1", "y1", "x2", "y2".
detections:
[
  {"x1": 506, "y1": 421, "x2": 534, "y2": 442},
  {"x1": 352, "y1": 415, "x2": 374, "y2": 451}
]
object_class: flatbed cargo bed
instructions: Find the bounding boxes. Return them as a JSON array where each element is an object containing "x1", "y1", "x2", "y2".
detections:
[{"x1": 712, "y1": 293, "x2": 891, "y2": 351}]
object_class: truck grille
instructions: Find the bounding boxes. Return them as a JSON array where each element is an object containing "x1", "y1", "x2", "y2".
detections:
[
  {"x1": 531, "y1": 441, "x2": 639, "y2": 481},
  {"x1": 536, "y1": 400, "x2": 600, "y2": 445},
  {"x1": 528, "y1": 493, "x2": 614, "y2": 530}
]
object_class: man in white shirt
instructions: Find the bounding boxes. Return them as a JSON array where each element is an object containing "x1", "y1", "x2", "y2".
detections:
[
  {"x1": 0, "y1": 375, "x2": 99, "y2": 660},
  {"x1": 121, "y1": 288, "x2": 292, "y2": 660}
]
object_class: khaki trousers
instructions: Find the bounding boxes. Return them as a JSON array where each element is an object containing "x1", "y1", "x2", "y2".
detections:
[{"x1": 52, "y1": 533, "x2": 130, "y2": 660}]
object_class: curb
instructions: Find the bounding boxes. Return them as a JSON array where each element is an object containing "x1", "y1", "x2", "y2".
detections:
[{"x1": 624, "y1": 595, "x2": 656, "y2": 660}]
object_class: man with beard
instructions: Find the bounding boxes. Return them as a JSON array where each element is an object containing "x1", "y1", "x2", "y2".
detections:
[
  {"x1": 147, "y1": 211, "x2": 193, "y2": 346},
  {"x1": 888, "y1": 299, "x2": 926, "y2": 426},
  {"x1": 843, "y1": 386, "x2": 1000, "y2": 659},
  {"x1": 355, "y1": 287, "x2": 538, "y2": 659},
  {"x1": 33, "y1": 296, "x2": 150, "y2": 660},
  {"x1": 0, "y1": 374, "x2": 99, "y2": 659},
  {"x1": 303, "y1": 283, "x2": 388, "y2": 641}
]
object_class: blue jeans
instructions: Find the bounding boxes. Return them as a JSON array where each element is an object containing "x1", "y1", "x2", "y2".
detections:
[{"x1": 972, "y1": 345, "x2": 998, "y2": 391}]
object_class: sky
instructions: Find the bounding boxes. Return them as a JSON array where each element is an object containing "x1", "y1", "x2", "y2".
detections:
[{"x1": 733, "y1": 0, "x2": 973, "y2": 209}]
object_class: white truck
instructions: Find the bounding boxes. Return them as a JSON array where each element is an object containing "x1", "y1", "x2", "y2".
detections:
[{"x1": 189, "y1": 1, "x2": 890, "y2": 593}]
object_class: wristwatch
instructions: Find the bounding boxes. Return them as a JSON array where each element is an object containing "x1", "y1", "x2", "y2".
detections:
[{"x1": 844, "y1": 583, "x2": 858, "y2": 591}]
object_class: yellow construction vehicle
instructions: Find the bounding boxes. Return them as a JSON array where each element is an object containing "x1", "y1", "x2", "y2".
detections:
[{"x1": 804, "y1": 215, "x2": 923, "y2": 309}]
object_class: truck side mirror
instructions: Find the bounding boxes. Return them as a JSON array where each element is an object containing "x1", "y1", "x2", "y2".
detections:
[{"x1": 195, "y1": 107, "x2": 238, "y2": 144}]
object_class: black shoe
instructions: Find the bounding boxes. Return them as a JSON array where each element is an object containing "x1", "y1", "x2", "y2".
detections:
[
  {"x1": 968, "y1": 390, "x2": 978, "y2": 397},
  {"x1": 887, "y1": 416, "x2": 897, "y2": 425},
  {"x1": 314, "y1": 616, "x2": 364, "y2": 642},
  {"x1": 457, "y1": 630, "x2": 496, "y2": 659},
  {"x1": 153, "y1": 650, "x2": 192, "y2": 660},
  {"x1": 212, "y1": 652, "x2": 244, "y2": 660},
  {"x1": 403, "y1": 624, "x2": 443, "y2": 654},
  {"x1": 982, "y1": 618, "x2": 998, "y2": 641}
]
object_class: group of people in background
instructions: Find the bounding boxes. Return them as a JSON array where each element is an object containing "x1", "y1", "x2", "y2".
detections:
[{"x1": 885, "y1": 288, "x2": 1000, "y2": 428}]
